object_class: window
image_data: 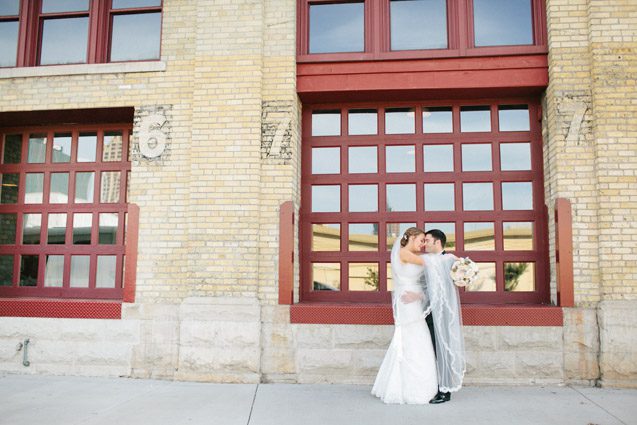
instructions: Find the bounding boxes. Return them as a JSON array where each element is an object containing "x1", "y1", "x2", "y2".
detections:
[
  {"x1": 298, "y1": 0, "x2": 547, "y2": 59},
  {"x1": 301, "y1": 101, "x2": 547, "y2": 304},
  {"x1": 1, "y1": 0, "x2": 162, "y2": 68},
  {"x1": 0, "y1": 126, "x2": 131, "y2": 299}
]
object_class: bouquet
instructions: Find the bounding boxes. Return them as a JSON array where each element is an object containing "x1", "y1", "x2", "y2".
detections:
[{"x1": 450, "y1": 257, "x2": 479, "y2": 288}]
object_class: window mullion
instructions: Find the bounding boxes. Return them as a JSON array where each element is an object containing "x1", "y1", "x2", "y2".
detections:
[
  {"x1": 16, "y1": 0, "x2": 39, "y2": 66},
  {"x1": 88, "y1": 0, "x2": 108, "y2": 63}
]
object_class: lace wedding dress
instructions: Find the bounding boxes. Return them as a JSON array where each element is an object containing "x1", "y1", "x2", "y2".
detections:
[{"x1": 371, "y1": 244, "x2": 438, "y2": 404}]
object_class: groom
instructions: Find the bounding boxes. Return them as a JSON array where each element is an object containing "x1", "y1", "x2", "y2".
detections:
[{"x1": 422, "y1": 229, "x2": 465, "y2": 404}]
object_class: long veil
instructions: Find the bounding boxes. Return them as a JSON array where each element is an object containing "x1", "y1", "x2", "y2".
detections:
[
  {"x1": 389, "y1": 238, "x2": 430, "y2": 325},
  {"x1": 420, "y1": 253, "x2": 466, "y2": 393}
]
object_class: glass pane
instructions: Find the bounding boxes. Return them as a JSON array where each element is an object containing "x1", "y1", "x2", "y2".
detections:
[
  {"x1": 423, "y1": 107, "x2": 453, "y2": 133},
  {"x1": 25, "y1": 173, "x2": 43, "y2": 204},
  {"x1": 424, "y1": 183, "x2": 454, "y2": 211},
  {"x1": 28, "y1": 134, "x2": 46, "y2": 163},
  {"x1": 309, "y1": 2, "x2": 364, "y2": 54},
  {"x1": 505, "y1": 262, "x2": 535, "y2": 292},
  {"x1": 386, "y1": 222, "x2": 417, "y2": 251},
  {"x1": 462, "y1": 183, "x2": 493, "y2": 211},
  {"x1": 111, "y1": 12, "x2": 161, "y2": 61},
  {"x1": 50, "y1": 173, "x2": 69, "y2": 204},
  {"x1": 75, "y1": 172, "x2": 95, "y2": 203},
  {"x1": 348, "y1": 223, "x2": 379, "y2": 251},
  {"x1": 73, "y1": 213, "x2": 92, "y2": 244},
  {"x1": 390, "y1": 0, "x2": 447, "y2": 50},
  {"x1": 463, "y1": 222, "x2": 494, "y2": 250},
  {"x1": 0, "y1": 173, "x2": 19, "y2": 204},
  {"x1": 386, "y1": 145, "x2": 415, "y2": 173},
  {"x1": 349, "y1": 262, "x2": 379, "y2": 291},
  {"x1": 96, "y1": 256, "x2": 117, "y2": 288},
  {"x1": 312, "y1": 262, "x2": 340, "y2": 291},
  {"x1": 0, "y1": 1, "x2": 19, "y2": 15},
  {"x1": 103, "y1": 132, "x2": 123, "y2": 161},
  {"x1": 423, "y1": 145, "x2": 453, "y2": 172},
  {"x1": 474, "y1": 0, "x2": 533, "y2": 47},
  {"x1": 385, "y1": 108, "x2": 415, "y2": 134},
  {"x1": 19, "y1": 255, "x2": 38, "y2": 286},
  {"x1": 386, "y1": 184, "x2": 416, "y2": 212},
  {"x1": 100, "y1": 171, "x2": 121, "y2": 203},
  {"x1": 77, "y1": 132, "x2": 97, "y2": 162},
  {"x1": 312, "y1": 147, "x2": 340, "y2": 174},
  {"x1": 348, "y1": 146, "x2": 377, "y2": 174},
  {"x1": 42, "y1": 0, "x2": 89, "y2": 12},
  {"x1": 349, "y1": 184, "x2": 378, "y2": 212},
  {"x1": 0, "y1": 213, "x2": 17, "y2": 244},
  {"x1": 99, "y1": 213, "x2": 118, "y2": 244},
  {"x1": 44, "y1": 255, "x2": 64, "y2": 287},
  {"x1": 387, "y1": 262, "x2": 393, "y2": 291},
  {"x1": 460, "y1": 106, "x2": 491, "y2": 132},
  {"x1": 424, "y1": 222, "x2": 456, "y2": 248},
  {"x1": 40, "y1": 17, "x2": 89, "y2": 65},
  {"x1": 112, "y1": 0, "x2": 161, "y2": 9},
  {"x1": 462, "y1": 144, "x2": 492, "y2": 171},
  {"x1": 499, "y1": 105, "x2": 530, "y2": 131},
  {"x1": 0, "y1": 21, "x2": 19, "y2": 67},
  {"x1": 312, "y1": 223, "x2": 340, "y2": 251},
  {"x1": 2, "y1": 134, "x2": 22, "y2": 164},
  {"x1": 70, "y1": 255, "x2": 90, "y2": 287},
  {"x1": 22, "y1": 213, "x2": 41, "y2": 245},
  {"x1": 465, "y1": 262, "x2": 496, "y2": 292},
  {"x1": 47, "y1": 213, "x2": 67, "y2": 244},
  {"x1": 312, "y1": 111, "x2": 341, "y2": 136},
  {"x1": 500, "y1": 143, "x2": 531, "y2": 171},
  {"x1": 311, "y1": 185, "x2": 340, "y2": 212},
  {"x1": 52, "y1": 133, "x2": 72, "y2": 163},
  {"x1": 502, "y1": 182, "x2": 533, "y2": 210},
  {"x1": 0, "y1": 255, "x2": 13, "y2": 286},
  {"x1": 503, "y1": 221, "x2": 533, "y2": 251},
  {"x1": 348, "y1": 109, "x2": 377, "y2": 135}
]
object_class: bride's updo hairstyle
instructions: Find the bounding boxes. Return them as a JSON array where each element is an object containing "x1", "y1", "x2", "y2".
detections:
[{"x1": 400, "y1": 227, "x2": 424, "y2": 247}]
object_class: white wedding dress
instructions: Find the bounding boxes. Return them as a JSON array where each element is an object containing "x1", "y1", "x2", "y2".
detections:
[{"x1": 371, "y1": 249, "x2": 438, "y2": 404}]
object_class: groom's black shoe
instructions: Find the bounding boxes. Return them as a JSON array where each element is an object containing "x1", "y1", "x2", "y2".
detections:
[{"x1": 429, "y1": 391, "x2": 451, "y2": 404}]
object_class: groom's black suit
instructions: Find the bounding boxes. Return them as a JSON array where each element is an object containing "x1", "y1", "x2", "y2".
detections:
[
  {"x1": 426, "y1": 250, "x2": 445, "y2": 356},
  {"x1": 426, "y1": 250, "x2": 452, "y2": 404}
]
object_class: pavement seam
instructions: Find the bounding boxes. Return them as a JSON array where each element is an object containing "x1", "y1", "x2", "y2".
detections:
[
  {"x1": 567, "y1": 385, "x2": 628, "y2": 425},
  {"x1": 246, "y1": 383, "x2": 259, "y2": 425}
]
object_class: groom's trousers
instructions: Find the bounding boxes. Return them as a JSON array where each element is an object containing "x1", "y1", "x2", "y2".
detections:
[{"x1": 426, "y1": 313, "x2": 437, "y2": 356}]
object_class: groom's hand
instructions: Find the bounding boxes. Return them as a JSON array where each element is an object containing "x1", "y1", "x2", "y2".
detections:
[{"x1": 400, "y1": 291, "x2": 422, "y2": 304}]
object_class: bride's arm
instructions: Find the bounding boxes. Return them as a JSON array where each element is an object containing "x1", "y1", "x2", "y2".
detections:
[{"x1": 399, "y1": 249, "x2": 425, "y2": 266}]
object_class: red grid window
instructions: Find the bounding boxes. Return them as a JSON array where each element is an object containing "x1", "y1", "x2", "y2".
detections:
[
  {"x1": 301, "y1": 100, "x2": 549, "y2": 304},
  {"x1": 0, "y1": 125, "x2": 131, "y2": 299},
  {"x1": 1, "y1": 0, "x2": 162, "y2": 68},
  {"x1": 297, "y1": 0, "x2": 547, "y2": 61}
]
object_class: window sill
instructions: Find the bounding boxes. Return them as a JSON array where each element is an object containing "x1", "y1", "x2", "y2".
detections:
[
  {"x1": 290, "y1": 303, "x2": 563, "y2": 326},
  {"x1": 0, "y1": 298, "x2": 122, "y2": 319},
  {"x1": 0, "y1": 61, "x2": 166, "y2": 80}
]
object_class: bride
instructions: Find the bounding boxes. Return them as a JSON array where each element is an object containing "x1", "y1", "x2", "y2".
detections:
[{"x1": 371, "y1": 227, "x2": 438, "y2": 404}]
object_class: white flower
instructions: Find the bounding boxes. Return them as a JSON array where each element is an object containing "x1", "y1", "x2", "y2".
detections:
[{"x1": 450, "y1": 257, "x2": 480, "y2": 288}]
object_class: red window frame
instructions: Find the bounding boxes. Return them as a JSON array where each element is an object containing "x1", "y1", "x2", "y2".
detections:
[
  {"x1": 297, "y1": 0, "x2": 547, "y2": 62},
  {"x1": 0, "y1": 124, "x2": 131, "y2": 300},
  {"x1": 7, "y1": 0, "x2": 162, "y2": 68},
  {"x1": 300, "y1": 99, "x2": 549, "y2": 305}
]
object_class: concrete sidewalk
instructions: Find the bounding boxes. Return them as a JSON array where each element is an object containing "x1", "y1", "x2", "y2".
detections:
[{"x1": 0, "y1": 374, "x2": 635, "y2": 425}]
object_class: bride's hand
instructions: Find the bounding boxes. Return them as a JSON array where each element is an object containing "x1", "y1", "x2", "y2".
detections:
[{"x1": 400, "y1": 291, "x2": 423, "y2": 304}]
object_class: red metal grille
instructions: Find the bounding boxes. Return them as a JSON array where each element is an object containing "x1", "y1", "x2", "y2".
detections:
[{"x1": 0, "y1": 298, "x2": 121, "y2": 319}]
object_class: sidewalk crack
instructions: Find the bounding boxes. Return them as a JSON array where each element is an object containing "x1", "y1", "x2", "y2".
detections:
[
  {"x1": 568, "y1": 385, "x2": 628, "y2": 425},
  {"x1": 246, "y1": 384, "x2": 259, "y2": 425}
]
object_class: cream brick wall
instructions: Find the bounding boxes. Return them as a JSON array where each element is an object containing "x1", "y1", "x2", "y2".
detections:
[{"x1": 1, "y1": 0, "x2": 635, "y2": 387}]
